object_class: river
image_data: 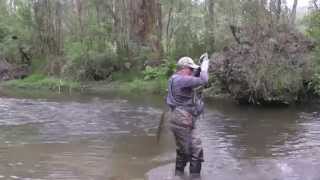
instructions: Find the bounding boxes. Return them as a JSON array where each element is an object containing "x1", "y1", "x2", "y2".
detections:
[{"x1": 0, "y1": 89, "x2": 319, "y2": 180}]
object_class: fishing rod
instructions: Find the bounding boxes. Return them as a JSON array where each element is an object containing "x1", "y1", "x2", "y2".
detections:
[{"x1": 156, "y1": 110, "x2": 166, "y2": 143}]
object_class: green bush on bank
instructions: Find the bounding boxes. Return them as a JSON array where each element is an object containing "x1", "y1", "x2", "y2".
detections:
[
  {"x1": 142, "y1": 60, "x2": 176, "y2": 80},
  {"x1": 62, "y1": 37, "x2": 118, "y2": 81},
  {"x1": 98, "y1": 60, "x2": 174, "y2": 95},
  {"x1": 3, "y1": 74, "x2": 80, "y2": 92},
  {"x1": 110, "y1": 64, "x2": 171, "y2": 95},
  {"x1": 310, "y1": 72, "x2": 320, "y2": 95},
  {"x1": 306, "y1": 11, "x2": 320, "y2": 96}
]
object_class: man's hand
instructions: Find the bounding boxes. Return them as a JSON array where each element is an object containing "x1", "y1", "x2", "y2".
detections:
[
  {"x1": 199, "y1": 53, "x2": 208, "y2": 63},
  {"x1": 200, "y1": 53, "x2": 209, "y2": 72}
]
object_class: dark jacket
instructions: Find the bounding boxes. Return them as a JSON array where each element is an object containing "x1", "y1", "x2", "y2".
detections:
[{"x1": 166, "y1": 72, "x2": 208, "y2": 116}]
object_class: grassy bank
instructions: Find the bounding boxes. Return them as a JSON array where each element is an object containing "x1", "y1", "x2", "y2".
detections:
[
  {"x1": 1, "y1": 74, "x2": 81, "y2": 92},
  {"x1": 0, "y1": 73, "x2": 168, "y2": 95},
  {"x1": 83, "y1": 78, "x2": 168, "y2": 96}
]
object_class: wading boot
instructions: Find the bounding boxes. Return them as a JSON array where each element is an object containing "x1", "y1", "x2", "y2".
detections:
[
  {"x1": 175, "y1": 150, "x2": 188, "y2": 177},
  {"x1": 189, "y1": 160, "x2": 201, "y2": 180}
]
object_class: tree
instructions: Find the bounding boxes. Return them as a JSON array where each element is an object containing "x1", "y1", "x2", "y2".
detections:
[
  {"x1": 32, "y1": 0, "x2": 63, "y2": 56},
  {"x1": 205, "y1": 0, "x2": 215, "y2": 53},
  {"x1": 313, "y1": 0, "x2": 320, "y2": 10},
  {"x1": 290, "y1": 0, "x2": 298, "y2": 24},
  {"x1": 128, "y1": 0, "x2": 163, "y2": 60}
]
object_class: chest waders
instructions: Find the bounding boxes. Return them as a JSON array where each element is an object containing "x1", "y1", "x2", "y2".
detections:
[
  {"x1": 156, "y1": 76, "x2": 204, "y2": 143},
  {"x1": 160, "y1": 76, "x2": 205, "y2": 178}
]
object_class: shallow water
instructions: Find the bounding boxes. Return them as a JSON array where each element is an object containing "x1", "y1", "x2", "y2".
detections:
[{"x1": 0, "y1": 90, "x2": 319, "y2": 179}]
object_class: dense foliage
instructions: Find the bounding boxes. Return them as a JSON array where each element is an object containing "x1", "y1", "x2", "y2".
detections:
[
  {"x1": 1, "y1": 0, "x2": 320, "y2": 104},
  {"x1": 212, "y1": 25, "x2": 313, "y2": 104},
  {"x1": 306, "y1": 10, "x2": 320, "y2": 95},
  {"x1": 0, "y1": 0, "x2": 241, "y2": 80}
]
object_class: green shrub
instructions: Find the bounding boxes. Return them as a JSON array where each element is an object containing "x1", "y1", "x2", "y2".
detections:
[
  {"x1": 142, "y1": 60, "x2": 176, "y2": 80},
  {"x1": 306, "y1": 12, "x2": 320, "y2": 45},
  {"x1": 62, "y1": 50, "x2": 118, "y2": 81},
  {"x1": 111, "y1": 71, "x2": 142, "y2": 82},
  {"x1": 306, "y1": 11, "x2": 320, "y2": 95}
]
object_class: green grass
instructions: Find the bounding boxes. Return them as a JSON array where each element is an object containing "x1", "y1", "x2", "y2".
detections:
[
  {"x1": 2, "y1": 74, "x2": 80, "y2": 92},
  {"x1": 106, "y1": 70, "x2": 168, "y2": 95},
  {"x1": 118, "y1": 78, "x2": 168, "y2": 95},
  {"x1": 1, "y1": 72, "x2": 168, "y2": 96},
  {"x1": 111, "y1": 70, "x2": 143, "y2": 82},
  {"x1": 30, "y1": 57, "x2": 48, "y2": 74}
]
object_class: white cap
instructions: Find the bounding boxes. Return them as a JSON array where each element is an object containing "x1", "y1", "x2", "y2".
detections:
[{"x1": 177, "y1": 57, "x2": 199, "y2": 69}]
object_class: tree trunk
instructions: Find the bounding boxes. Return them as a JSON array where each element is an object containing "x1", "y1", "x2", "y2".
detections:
[
  {"x1": 269, "y1": 0, "x2": 282, "y2": 22},
  {"x1": 205, "y1": 0, "x2": 215, "y2": 53},
  {"x1": 54, "y1": 0, "x2": 63, "y2": 55},
  {"x1": 166, "y1": 4, "x2": 173, "y2": 53},
  {"x1": 290, "y1": 0, "x2": 298, "y2": 25},
  {"x1": 313, "y1": 0, "x2": 319, "y2": 10},
  {"x1": 32, "y1": 0, "x2": 63, "y2": 56},
  {"x1": 276, "y1": 0, "x2": 282, "y2": 21},
  {"x1": 75, "y1": 0, "x2": 84, "y2": 43},
  {"x1": 155, "y1": 0, "x2": 163, "y2": 58},
  {"x1": 128, "y1": 0, "x2": 163, "y2": 60}
]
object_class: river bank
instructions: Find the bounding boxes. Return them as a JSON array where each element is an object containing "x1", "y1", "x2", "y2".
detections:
[
  {"x1": 0, "y1": 74, "x2": 228, "y2": 100},
  {"x1": 0, "y1": 74, "x2": 315, "y2": 106},
  {"x1": 0, "y1": 74, "x2": 164, "y2": 93}
]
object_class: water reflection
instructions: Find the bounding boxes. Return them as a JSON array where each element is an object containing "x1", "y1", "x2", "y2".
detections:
[
  {"x1": 205, "y1": 101, "x2": 304, "y2": 158},
  {"x1": 0, "y1": 97, "x2": 162, "y2": 179}
]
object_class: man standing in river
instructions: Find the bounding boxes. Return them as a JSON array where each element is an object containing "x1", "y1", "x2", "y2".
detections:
[{"x1": 166, "y1": 54, "x2": 209, "y2": 179}]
